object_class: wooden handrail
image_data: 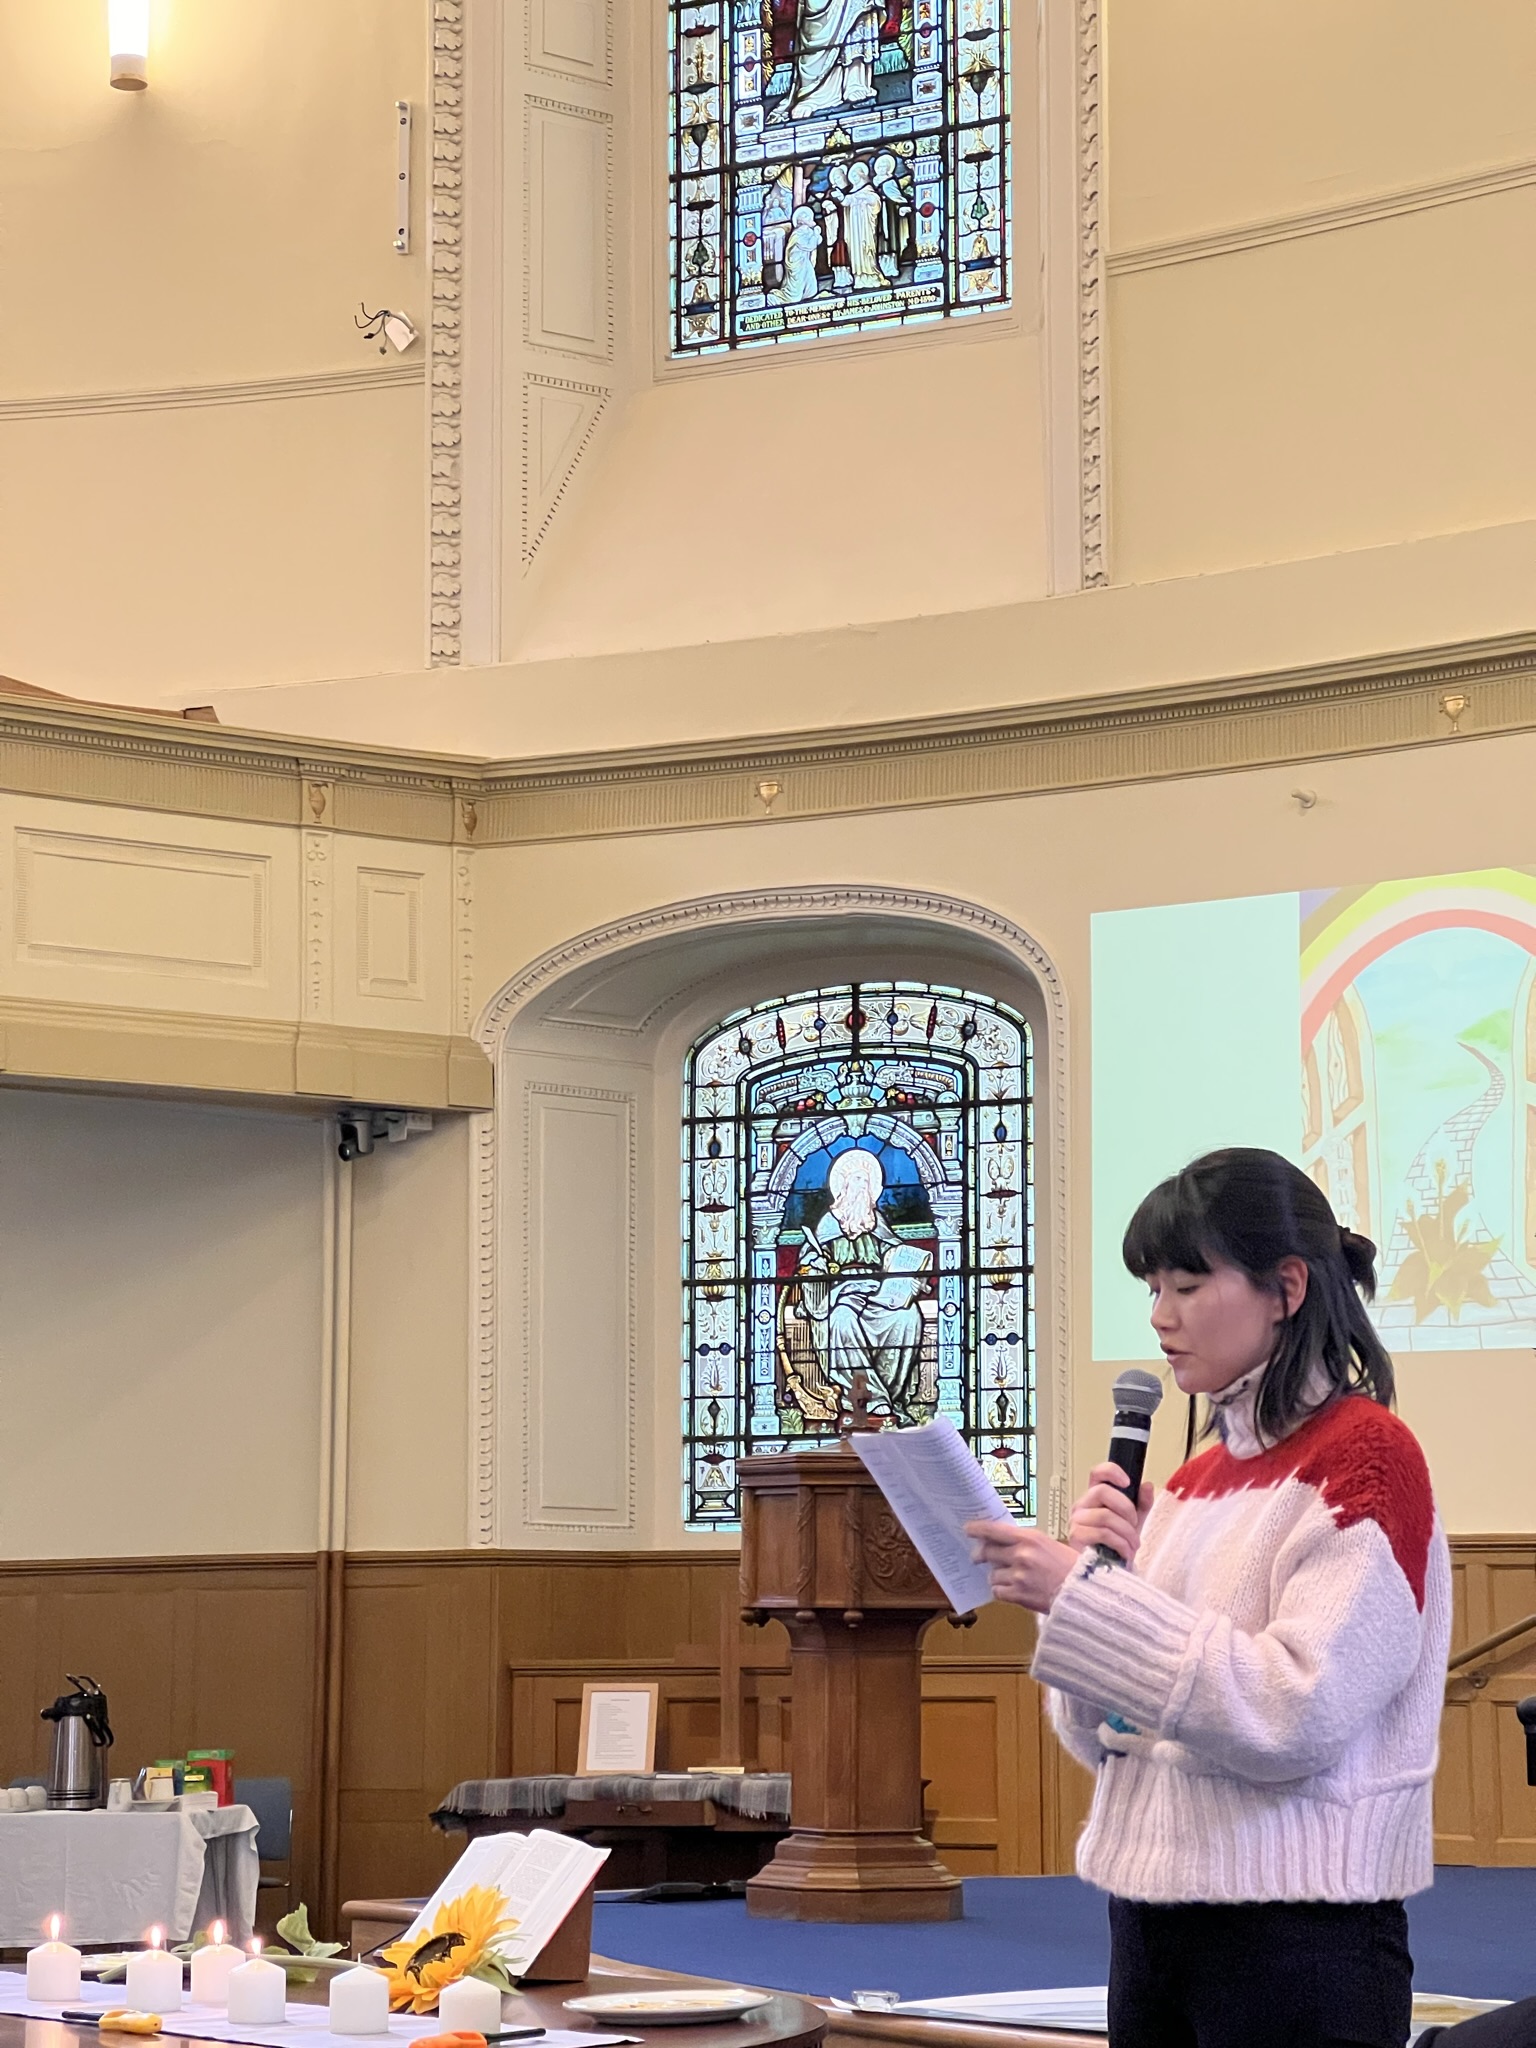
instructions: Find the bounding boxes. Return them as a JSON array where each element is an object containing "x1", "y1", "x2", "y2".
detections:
[{"x1": 1446, "y1": 1611, "x2": 1536, "y2": 1675}]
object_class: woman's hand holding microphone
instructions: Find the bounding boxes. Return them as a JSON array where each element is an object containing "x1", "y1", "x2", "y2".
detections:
[{"x1": 964, "y1": 1463, "x2": 1155, "y2": 1614}]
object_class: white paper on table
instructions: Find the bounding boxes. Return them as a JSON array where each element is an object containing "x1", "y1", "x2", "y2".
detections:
[
  {"x1": 397, "y1": 1828, "x2": 609, "y2": 1977},
  {"x1": 882, "y1": 1988, "x2": 1513, "y2": 2043},
  {"x1": 851, "y1": 1416, "x2": 1010, "y2": 1613},
  {"x1": 0, "y1": 1971, "x2": 637, "y2": 2048},
  {"x1": 891, "y1": 1990, "x2": 1109, "y2": 2032}
]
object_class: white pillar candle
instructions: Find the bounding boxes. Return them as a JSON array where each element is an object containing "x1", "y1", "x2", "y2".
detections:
[
  {"x1": 328, "y1": 1967, "x2": 391, "y2": 2037},
  {"x1": 436, "y1": 1974, "x2": 501, "y2": 2039},
  {"x1": 126, "y1": 1931, "x2": 183, "y2": 2015},
  {"x1": 189, "y1": 1921, "x2": 243, "y2": 2007},
  {"x1": 26, "y1": 1917, "x2": 81, "y2": 2004},
  {"x1": 436, "y1": 1977, "x2": 503, "y2": 2034},
  {"x1": 226, "y1": 1944, "x2": 286, "y2": 2026}
]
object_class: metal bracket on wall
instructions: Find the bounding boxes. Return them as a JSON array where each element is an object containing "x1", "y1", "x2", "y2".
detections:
[{"x1": 394, "y1": 100, "x2": 412, "y2": 254}]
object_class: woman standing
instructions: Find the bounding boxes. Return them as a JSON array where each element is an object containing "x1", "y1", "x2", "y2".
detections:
[{"x1": 968, "y1": 1148, "x2": 1451, "y2": 2048}]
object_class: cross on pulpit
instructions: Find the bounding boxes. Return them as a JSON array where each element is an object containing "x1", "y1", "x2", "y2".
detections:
[{"x1": 836, "y1": 1369, "x2": 883, "y2": 1439}]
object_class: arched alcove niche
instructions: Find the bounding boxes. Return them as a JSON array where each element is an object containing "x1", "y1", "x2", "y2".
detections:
[{"x1": 473, "y1": 889, "x2": 1069, "y2": 1551}]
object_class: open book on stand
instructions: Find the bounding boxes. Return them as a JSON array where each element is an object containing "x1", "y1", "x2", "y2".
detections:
[{"x1": 401, "y1": 1829, "x2": 609, "y2": 1980}]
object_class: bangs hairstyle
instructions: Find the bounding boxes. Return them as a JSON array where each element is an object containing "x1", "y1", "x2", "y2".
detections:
[{"x1": 1123, "y1": 1147, "x2": 1395, "y2": 1447}]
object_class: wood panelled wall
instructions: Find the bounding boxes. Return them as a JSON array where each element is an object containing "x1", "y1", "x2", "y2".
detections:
[
  {"x1": 0, "y1": 1542, "x2": 1527, "y2": 1940},
  {"x1": 0, "y1": 1557, "x2": 323, "y2": 1912}
]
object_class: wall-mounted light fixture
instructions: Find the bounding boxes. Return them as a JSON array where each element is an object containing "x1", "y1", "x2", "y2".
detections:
[{"x1": 108, "y1": 0, "x2": 150, "y2": 90}]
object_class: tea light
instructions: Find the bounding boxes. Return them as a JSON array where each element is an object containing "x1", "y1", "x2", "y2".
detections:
[
  {"x1": 126, "y1": 1928, "x2": 183, "y2": 2014},
  {"x1": 328, "y1": 1966, "x2": 390, "y2": 2036},
  {"x1": 26, "y1": 1916, "x2": 81, "y2": 2003},
  {"x1": 226, "y1": 1940, "x2": 286, "y2": 2026},
  {"x1": 437, "y1": 1977, "x2": 502, "y2": 2034},
  {"x1": 189, "y1": 1920, "x2": 243, "y2": 2006}
]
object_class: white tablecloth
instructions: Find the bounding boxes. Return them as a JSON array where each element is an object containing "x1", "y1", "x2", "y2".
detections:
[{"x1": 0, "y1": 1804, "x2": 260, "y2": 1946}]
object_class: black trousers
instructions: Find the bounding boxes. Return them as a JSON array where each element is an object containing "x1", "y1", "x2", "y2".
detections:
[{"x1": 1107, "y1": 1897, "x2": 1415, "y2": 2048}]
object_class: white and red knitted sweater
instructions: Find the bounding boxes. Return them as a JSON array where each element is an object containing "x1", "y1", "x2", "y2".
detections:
[{"x1": 1031, "y1": 1377, "x2": 1451, "y2": 1905}]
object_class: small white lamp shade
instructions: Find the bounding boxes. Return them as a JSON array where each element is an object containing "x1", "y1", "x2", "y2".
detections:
[{"x1": 108, "y1": 0, "x2": 150, "y2": 90}]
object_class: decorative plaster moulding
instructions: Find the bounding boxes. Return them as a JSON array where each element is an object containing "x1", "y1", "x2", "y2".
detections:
[
  {"x1": 1076, "y1": 0, "x2": 1106, "y2": 587},
  {"x1": 5, "y1": 630, "x2": 1536, "y2": 843},
  {"x1": 0, "y1": 364, "x2": 426, "y2": 423},
  {"x1": 1107, "y1": 153, "x2": 1536, "y2": 277},
  {"x1": 430, "y1": 0, "x2": 468, "y2": 667},
  {"x1": 469, "y1": 886, "x2": 1073, "y2": 1552}
]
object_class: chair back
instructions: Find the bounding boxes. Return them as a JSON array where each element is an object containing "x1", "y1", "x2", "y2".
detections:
[{"x1": 235, "y1": 1776, "x2": 293, "y2": 1862}]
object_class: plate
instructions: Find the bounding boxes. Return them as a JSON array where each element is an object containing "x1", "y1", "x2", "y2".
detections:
[{"x1": 564, "y1": 1990, "x2": 774, "y2": 2026}]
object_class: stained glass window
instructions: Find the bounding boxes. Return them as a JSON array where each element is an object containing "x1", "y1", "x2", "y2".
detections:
[
  {"x1": 668, "y1": 0, "x2": 1010, "y2": 355},
  {"x1": 682, "y1": 982, "x2": 1034, "y2": 1527}
]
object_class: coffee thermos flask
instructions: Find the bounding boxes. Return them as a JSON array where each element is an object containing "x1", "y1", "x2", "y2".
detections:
[{"x1": 41, "y1": 1676, "x2": 113, "y2": 1811}]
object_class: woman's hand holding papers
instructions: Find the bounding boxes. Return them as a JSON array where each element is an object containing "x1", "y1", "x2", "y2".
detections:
[
  {"x1": 963, "y1": 1521, "x2": 1078, "y2": 1612},
  {"x1": 966, "y1": 1462, "x2": 1155, "y2": 1612}
]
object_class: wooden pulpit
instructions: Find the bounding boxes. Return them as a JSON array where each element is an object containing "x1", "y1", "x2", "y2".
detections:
[{"x1": 739, "y1": 1437, "x2": 963, "y2": 1921}]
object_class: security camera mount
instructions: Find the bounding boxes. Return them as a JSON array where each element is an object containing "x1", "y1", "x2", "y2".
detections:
[{"x1": 336, "y1": 1107, "x2": 433, "y2": 1163}]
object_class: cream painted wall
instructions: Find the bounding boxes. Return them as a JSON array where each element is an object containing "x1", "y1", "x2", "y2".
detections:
[
  {"x1": 514, "y1": 330, "x2": 1049, "y2": 663},
  {"x1": 0, "y1": 0, "x2": 426, "y2": 394},
  {"x1": 0, "y1": 0, "x2": 428, "y2": 697},
  {"x1": 1108, "y1": 195, "x2": 1536, "y2": 585},
  {"x1": 1104, "y1": 0, "x2": 1536, "y2": 585},
  {"x1": 203, "y1": 517, "x2": 1536, "y2": 757},
  {"x1": 0, "y1": 1089, "x2": 326, "y2": 1558},
  {"x1": 346, "y1": 1116, "x2": 472, "y2": 1552},
  {"x1": 0, "y1": 392, "x2": 426, "y2": 700},
  {"x1": 468, "y1": 723, "x2": 1536, "y2": 1540},
  {"x1": 1105, "y1": 0, "x2": 1536, "y2": 247},
  {"x1": 4, "y1": 0, "x2": 1536, "y2": 719}
]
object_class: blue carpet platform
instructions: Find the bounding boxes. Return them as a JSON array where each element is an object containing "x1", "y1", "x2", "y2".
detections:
[{"x1": 592, "y1": 1871, "x2": 1536, "y2": 2004}]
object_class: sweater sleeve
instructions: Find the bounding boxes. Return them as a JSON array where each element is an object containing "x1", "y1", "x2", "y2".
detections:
[
  {"x1": 1029, "y1": 1507, "x2": 1426, "y2": 1784},
  {"x1": 1046, "y1": 1685, "x2": 1108, "y2": 1771}
]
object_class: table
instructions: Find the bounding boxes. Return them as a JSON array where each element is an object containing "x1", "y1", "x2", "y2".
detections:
[
  {"x1": 0, "y1": 1966, "x2": 829, "y2": 2048},
  {"x1": 0, "y1": 1806, "x2": 259, "y2": 1946},
  {"x1": 432, "y1": 1778, "x2": 791, "y2": 1888}
]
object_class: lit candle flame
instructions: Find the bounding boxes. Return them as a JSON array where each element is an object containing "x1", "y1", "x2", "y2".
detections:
[
  {"x1": 250, "y1": 1937, "x2": 262, "y2": 1958},
  {"x1": 211, "y1": 1921, "x2": 225, "y2": 1948},
  {"x1": 148, "y1": 1927, "x2": 164, "y2": 1952},
  {"x1": 47, "y1": 1915, "x2": 61, "y2": 1943}
]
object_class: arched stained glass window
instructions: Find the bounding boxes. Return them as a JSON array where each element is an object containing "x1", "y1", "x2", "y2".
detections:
[
  {"x1": 668, "y1": 1, "x2": 1010, "y2": 355},
  {"x1": 682, "y1": 982, "x2": 1034, "y2": 1527}
]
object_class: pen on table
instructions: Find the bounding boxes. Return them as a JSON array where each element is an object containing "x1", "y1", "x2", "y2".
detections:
[
  {"x1": 60, "y1": 2013, "x2": 162, "y2": 2036},
  {"x1": 411, "y1": 2030, "x2": 546, "y2": 2046}
]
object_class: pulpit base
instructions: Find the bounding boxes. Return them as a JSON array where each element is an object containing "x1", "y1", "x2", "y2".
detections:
[{"x1": 746, "y1": 1830, "x2": 964, "y2": 1922}]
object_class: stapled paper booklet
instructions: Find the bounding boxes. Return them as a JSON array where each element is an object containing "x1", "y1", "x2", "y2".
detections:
[{"x1": 850, "y1": 1415, "x2": 1011, "y2": 1613}]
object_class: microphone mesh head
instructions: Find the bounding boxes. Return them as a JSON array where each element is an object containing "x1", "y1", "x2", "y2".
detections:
[{"x1": 1113, "y1": 1367, "x2": 1164, "y2": 1417}]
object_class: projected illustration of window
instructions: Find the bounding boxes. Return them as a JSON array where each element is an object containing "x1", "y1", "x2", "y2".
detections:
[
  {"x1": 682, "y1": 982, "x2": 1034, "y2": 1528},
  {"x1": 1092, "y1": 868, "x2": 1536, "y2": 1358},
  {"x1": 667, "y1": 0, "x2": 1010, "y2": 356}
]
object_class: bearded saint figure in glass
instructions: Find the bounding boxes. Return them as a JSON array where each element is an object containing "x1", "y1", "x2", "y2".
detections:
[{"x1": 793, "y1": 1147, "x2": 932, "y2": 1414}]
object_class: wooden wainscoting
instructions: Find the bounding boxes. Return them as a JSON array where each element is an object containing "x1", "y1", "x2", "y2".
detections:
[
  {"x1": 0, "y1": 1537, "x2": 1527, "y2": 1939},
  {"x1": 1435, "y1": 1539, "x2": 1536, "y2": 1866},
  {"x1": 0, "y1": 1554, "x2": 322, "y2": 1913}
]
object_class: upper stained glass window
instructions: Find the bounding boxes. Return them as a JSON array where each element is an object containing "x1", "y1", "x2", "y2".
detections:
[
  {"x1": 668, "y1": 1, "x2": 1010, "y2": 355},
  {"x1": 682, "y1": 982, "x2": 1034, "y2": 1528}
]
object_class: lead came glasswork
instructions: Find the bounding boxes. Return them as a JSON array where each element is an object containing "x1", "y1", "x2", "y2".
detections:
[
  {"x1": 682, "y1": 982, "x2": 1034, "y2": 1526},
  {"x1": 668, "y1": 1, "x2": 1010, "y2": 355}
]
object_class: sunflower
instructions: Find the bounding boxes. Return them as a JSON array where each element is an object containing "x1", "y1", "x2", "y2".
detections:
[{"x1": 379, "y1": 1885, "x2": 519, "y2": 2014}]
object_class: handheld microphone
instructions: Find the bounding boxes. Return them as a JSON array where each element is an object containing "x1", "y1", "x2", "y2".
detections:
[
  {"x1": 1519, "y1": 1695, "x2": 1536, "y2": 1788},
  {"x1": 1094, "y1": 1367, "x2": 1164, "y2": 1567}
]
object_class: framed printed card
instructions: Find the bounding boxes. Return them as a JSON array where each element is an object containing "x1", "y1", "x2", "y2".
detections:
[{"x1": 576, "y1": 1682, "x2": 659, "y2": 1774}]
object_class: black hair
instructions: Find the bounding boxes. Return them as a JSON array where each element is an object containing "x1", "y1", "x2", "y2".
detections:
[{"x1": 1121, "y1": 1146, "x2": 1394, "y2": 1448}]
